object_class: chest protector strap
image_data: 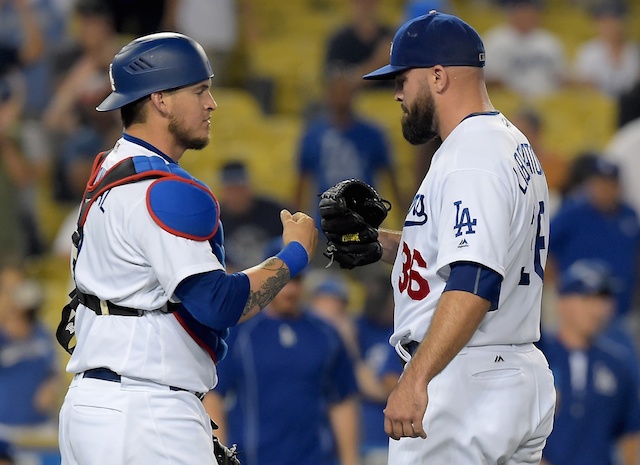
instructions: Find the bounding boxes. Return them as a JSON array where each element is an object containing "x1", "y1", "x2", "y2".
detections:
[{"x1": 56, "y1": 152, "x2": 193, "y2": 353}]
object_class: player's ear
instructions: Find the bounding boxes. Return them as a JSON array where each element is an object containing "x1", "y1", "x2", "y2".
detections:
[
  {"x1": 149, "y1": 91, "x2": 170, "y2": 116},
  {"x1": 432, "y1": 65, "x2": 448, "y2": 93}
]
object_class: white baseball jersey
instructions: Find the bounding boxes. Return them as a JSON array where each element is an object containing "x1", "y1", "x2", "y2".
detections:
[
  {"x1": 67, "y1": 137, "x2": 223, "y2": 392},
  {"x1": 391, "y1": 112, "x2": 549, "y2": 347}
]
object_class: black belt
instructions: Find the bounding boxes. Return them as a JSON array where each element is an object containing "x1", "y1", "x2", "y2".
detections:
[
  {"x1": 403, "y1": 340, "x2": 420, "y2": 356},
  {"x1": 82, "y1": 368, "x2": 206, "y2": 401},
  {"x1": 399, "y1": 341, "x2": 420, "y2": 367},
  {"x1": 77, "y1": 291, "x2": 179, "y2": 317}
]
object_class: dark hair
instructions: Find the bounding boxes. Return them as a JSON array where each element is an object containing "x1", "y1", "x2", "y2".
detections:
[
  {"x1": 560, "y1": 151, "x2": 601, "y2": 198},
  {"x1": 120, "y1": 96, "x2": 149, "y2": 128},
  {"x1": 514, "y1": 107, "x2": 542, "y2": 133}
]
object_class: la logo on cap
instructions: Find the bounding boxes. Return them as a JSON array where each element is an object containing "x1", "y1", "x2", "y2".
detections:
[{"x1": 389, "y1": 41, "x2": 393, "y2": 57}]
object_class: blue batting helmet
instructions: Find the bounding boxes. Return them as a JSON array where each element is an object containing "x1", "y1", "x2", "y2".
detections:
[{"x1": 97, "y1": 32, "x2": 213, "y2": 112}]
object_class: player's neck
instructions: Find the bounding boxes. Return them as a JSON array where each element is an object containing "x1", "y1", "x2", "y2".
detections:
[
  {"x1": 439, "y1": 81, "x2": 493, "y2": 140},
  {"x1": 125, "y1": 125, "x2": 185, "y2": 163}
]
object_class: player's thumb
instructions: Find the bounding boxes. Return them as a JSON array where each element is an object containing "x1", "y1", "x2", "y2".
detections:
[{"x1": 280, "y1": 209, "x2": 293, "y2": 225}]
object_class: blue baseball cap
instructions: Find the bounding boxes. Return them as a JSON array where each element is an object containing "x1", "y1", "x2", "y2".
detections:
[
  {"x1": 312, "y1": 279, "x2": 349, "y2": 302},
  {"x1": 558, "y1": 260, "x2": 617, "y2": 297},
  {"x1": 590, "y1": 157, "x2": 620, "y2": 180},
  {"x1": 363, "y1": 11, "x2": 485, "y2": 80}
]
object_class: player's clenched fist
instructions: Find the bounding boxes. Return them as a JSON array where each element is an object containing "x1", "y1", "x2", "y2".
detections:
[{"x1": 280, "y1": 209, "x2": 318, "y2": 258}]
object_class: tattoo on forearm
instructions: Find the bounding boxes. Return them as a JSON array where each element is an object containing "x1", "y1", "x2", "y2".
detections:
[{"x1": 243, "y1": 258, "x2": 290, "y2": 315}]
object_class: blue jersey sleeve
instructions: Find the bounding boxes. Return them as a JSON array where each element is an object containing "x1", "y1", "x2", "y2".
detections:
[
  {"x1": 174, "y1": 270, "x2": 250, "y2": 331},
  {"x1": 444, "y1": 261, "x2": 503, "y2": 311}
]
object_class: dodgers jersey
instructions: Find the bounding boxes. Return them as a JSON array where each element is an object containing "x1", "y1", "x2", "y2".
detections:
[
  {"x1": 68, "y1": 136, "x2": 223, "y2": 392},
  {"x1": 391, "y1": 112, "x2": 549, "y2": 347}
]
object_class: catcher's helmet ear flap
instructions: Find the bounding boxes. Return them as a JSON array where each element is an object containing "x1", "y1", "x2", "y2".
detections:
[{"x1": 97, "y1": 32, "x2": 214, "y2": 112}]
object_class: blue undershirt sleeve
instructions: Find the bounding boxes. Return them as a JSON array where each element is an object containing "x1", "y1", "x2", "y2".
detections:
[
  {"x1": 443, "y1": 261, "x2": 503, "y2": 311},
  {"x1": 174, "y1": 270, "x2": 250, "y2": 330}
]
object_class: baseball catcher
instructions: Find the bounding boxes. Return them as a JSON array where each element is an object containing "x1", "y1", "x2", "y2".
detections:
[{"x1": 319, "y1": 179, "x2": 391, "y2": 269}]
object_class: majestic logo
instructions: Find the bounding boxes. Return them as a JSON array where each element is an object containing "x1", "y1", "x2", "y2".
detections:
[
  {"x1": 404, "y1": 194, "x2": 428, "y2": 227},
  {"x1": 494, "y1": 355, "x2": 504, "y2": 362},
  {"x1": 457, "y1": 238, "x2": 469, "y2": 248},
  {"x1": 453, "y1": 200, "x2": 477, "y2": 237}
]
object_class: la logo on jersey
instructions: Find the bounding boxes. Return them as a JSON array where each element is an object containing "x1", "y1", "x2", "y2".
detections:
[{"x1": 453, "y1": 200, "x2": 477, "y2": 237}]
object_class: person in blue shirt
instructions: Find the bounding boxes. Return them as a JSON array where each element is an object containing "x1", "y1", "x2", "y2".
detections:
[
  {"x1": 293, "y1": 67, "x2": 403, "y2": 236},
  {"x1": 205, "y1": 242, "x2": 360, "y2": 465},
  {"x1": 537, "y1": 259, "x2": 640, "y2": 465},
  {"x1": 354, "y1": 276, "x2": 402, "y2": 465},
  {"x1": 549, "y1": 156, "x2": 640, "y2": 353},
  {"x1": 0, "y1": 264, "x2": 60, "y2": 439}
]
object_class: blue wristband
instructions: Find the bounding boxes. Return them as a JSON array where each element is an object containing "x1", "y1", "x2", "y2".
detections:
[{"x1": 276, "y1": 242, "x2": 309, "y2": 278}]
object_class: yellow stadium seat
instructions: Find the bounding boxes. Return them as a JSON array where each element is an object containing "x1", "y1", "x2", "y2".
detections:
[
  {"x1": 530, "y1": 86, "x2": 617, "y2": 159},
  {"x1": 248, "y1": 36, "x2": 324, "y2": 114},
  {"x1": 212, "y1": 87, "x2": 264, "y2": 121},
  {"x1": 487, "y1": 86, "x2": 525, "y2": 120}
]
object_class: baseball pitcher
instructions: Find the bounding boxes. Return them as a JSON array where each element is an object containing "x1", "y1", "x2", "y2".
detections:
[{"x1": 320, "y1": 11, "x2": 556, "y2": 464}]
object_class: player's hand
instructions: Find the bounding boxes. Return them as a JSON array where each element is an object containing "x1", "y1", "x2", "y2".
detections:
[
  {"x1": 383, "y1": 371, "x2": 429, "y2": 440},
  {"x1": 280, "y1": 209, "x2": 318, "y2": 259}
]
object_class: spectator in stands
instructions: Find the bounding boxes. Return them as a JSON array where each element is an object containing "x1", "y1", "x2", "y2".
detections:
[
  {"x1": 0, "y1": 50, "x2": 41, "y2": 260},
  {"x1": 307, "y1": 272, "x2": 403, "y2": 465},
  {"x1": 294, "y1": 67, "x2": 403, "y2": 234},
  {"x1": 43, "y1": 0, "x2": 121, "y2": 204},
  {"x1": 354, "y1": 275, "x2": 402, "y2": 465},
  {"x1": 511, "y1": 107, "x2": 568, "y2": 215},
  {"x1": 557, "y1": 151, "x2": 600, "y2": 203},
  {"x1": 0, "y1": 264, "x2": 60, "y2": 442},
  {"x1": 106, "y1": 0, "x2": 169, "y2": 36},
  {"x1": 549, "y1": 156, "x2": 640, "y2": 352},
  {"x1": 0, "y1": 0, "x2": 65, "y2": 118},
  {"x1": 307, "y1": 275, "x2": 359, "y2": 359},
  {"x1": 162, "y1": 0, "x2": 255, "y2": 87},
  {"x1": 0, "y1": 0, "x2": 50, "y2": 257},
  {"x1": 217, "y1": 160, "x2": 288, "y2": 272},
  {"x1": 483, "y1": 0, "x2": 568, "y2": 99},
  {"x1": 572, "y1": 0, "x2": 639, "y2": 99},
  {"x1": 324, "y1": 0, "x2": 393, "y2": 88},
  {"x1": 205, "y1": 242, "x2": 360, "y2": 465},
  {"x1": 538, "y1": 259, "x2": 640, "y2": 465}
]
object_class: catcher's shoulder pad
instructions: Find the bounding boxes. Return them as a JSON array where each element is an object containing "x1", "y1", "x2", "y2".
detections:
[{"x1": 146, "y1": 177, "x2": 220, "y2": 241}]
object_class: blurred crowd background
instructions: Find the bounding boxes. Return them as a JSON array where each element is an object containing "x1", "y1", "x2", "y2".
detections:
[{"x1": 1, "y1": 0, "x2": 640, "y2": 463}]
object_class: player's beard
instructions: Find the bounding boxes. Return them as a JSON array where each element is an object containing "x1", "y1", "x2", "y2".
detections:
[
  {"x1": 401, "y1": 87, "x2": 438, "y2": 145},
  {"x1": 168, "y1": 114, "x2": 210, "y2": 150}
]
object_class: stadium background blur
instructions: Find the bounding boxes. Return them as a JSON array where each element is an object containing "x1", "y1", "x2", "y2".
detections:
[{"x1": 3, "y1": 0, "x2": 640, "y2": 463}]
